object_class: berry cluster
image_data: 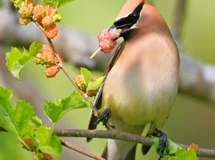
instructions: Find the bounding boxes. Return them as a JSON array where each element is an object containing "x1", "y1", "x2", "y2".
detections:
[
  {"x1": 98, "y1": 27, "x2": 120, "y2": 53},
  {"x1": 34, "y1": 44, "x2": 61, "y2": 78},
  {"x1": 14, "y1": 1, "x2": 63, "y2": 78},
  {"x1": 17, "y1": 0, "x2": 61, "y2": 39}
]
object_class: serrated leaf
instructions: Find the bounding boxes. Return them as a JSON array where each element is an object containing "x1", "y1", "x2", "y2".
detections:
[
  {"x1": 43, "y1": 0, "x2": 75, "y2": 8},
  {"x1": 43, "y1": 91, "x2": 89, "y2": 123},
  {"x1": 87, "y1": 76, "x2": 104, "y2": 91},
  {"x1": 0, "y1": 86, "x2": 34, "y2": 138},
  {"x1": 6, "y1": 47, "x2": 28, "y2": 80},
  {"x1": 33, "y1": 125, "x2": 62, "y2": 155},
  {"x1": 80, "y1": 67, "x2": 92, "y2": 85},
  {"x1": 5, "y1": 42, "x2": 42, "y2": 80}
]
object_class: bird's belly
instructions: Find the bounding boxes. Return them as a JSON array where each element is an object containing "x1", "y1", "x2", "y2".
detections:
[
  {"x1": 102, "y1": 67, "x2": 178, "y2": 128},
  {"x1": 104, "y1": 88, "x2": 172, "y2": 127}
]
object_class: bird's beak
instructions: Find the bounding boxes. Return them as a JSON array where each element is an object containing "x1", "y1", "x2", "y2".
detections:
[{"x1": 110, "y1": 2, "x2": 144, "y2": 38}]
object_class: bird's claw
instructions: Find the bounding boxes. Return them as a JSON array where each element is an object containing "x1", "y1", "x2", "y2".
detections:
[
  {"x1": 97, "y1": 108, "x2": 111, "y2": 125},
  {"x1": 155, "y1": 130, "x2": 169, "y2": 160}
]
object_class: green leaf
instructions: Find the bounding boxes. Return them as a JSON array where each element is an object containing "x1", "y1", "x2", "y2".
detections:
[
  {"x1": 152, "y1": 136, "x2": 197, "y2": 160},
  {"x1": 12, "y1": 101, "x2": 35, "y2": 137},
  {"x1": 0, "y1": 87, "x2": 16, "y2": 134},
  {"x1": 167, "y1": 139, "x2": 181, "y2": 154},
  {"x1": 40, "y1": 135, "x2": 62, "y2": 155},
  {"x1": 169, "y1": 149, "x2": 197, "y2": 160},
  {"x1": 43, "y1": 91, "x2": 89, "y2": 123},
  {"x1": 6, "y1": 47, "x2": 28, "y2": 80},
  {"x1": 0, "y1": 86, "x2": 34, "y2": 138},
  {"x1": 0, "y1": 86, "x2": 62, "y2": 156},
  {"x1": 80, "y1": 67, "x2": 92, "y2": 85},
  {"x1": 33, "y1": 125, "x2": 62, "y2": 155},
  {"x1": 43, "y1": 0, "x2": 75, "y2": 8},
  {"x1": 87, "y1": 76, "x2": 104, "y2": 91},
  {"x1": 5, "y1": 42, "x2": 42, "y2": 80}
]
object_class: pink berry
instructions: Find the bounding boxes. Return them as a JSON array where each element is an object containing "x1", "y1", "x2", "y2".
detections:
[{"x1": 98, "y1": 28, "x2": 120, "y2": 54}]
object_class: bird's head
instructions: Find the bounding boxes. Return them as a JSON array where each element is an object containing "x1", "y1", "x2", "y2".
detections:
[{"x1": 110, "y1": 0, "x2": 144, "y2": 39}]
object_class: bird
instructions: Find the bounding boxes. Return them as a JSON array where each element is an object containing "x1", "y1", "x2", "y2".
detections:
[{"x1": 88, "y1": 0, "x2": 179, "y2": 160}]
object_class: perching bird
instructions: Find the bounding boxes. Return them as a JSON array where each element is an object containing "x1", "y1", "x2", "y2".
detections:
[{"x1": 88, "y1": 0, "x2": 179, "y2": 160}]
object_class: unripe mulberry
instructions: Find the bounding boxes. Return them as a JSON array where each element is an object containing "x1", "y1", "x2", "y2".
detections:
[
  {"x1": 19, "y1": 17, "x2": 31, "y2": 25},
  {"x1": 75, "y1": 74, "x2": 86, "y2": 91},
  {"x1": 18, "y1": 3, "x2": 33, "y2": 18},
  {"x1": 41, "y1": 16, "x2": 54, "y2": 29},
  {"x1": 33, "y1": 5, "x2": 46, "y2": 22}
]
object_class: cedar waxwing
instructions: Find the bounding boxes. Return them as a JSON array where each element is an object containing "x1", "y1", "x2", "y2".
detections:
[{"x1": 88, "y1": 0, "x2": 179, "y2": 160}]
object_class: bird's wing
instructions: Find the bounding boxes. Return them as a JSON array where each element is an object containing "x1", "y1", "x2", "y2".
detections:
[{"x1": 87, "y1": 42, "x2": 125, "y2": 142}]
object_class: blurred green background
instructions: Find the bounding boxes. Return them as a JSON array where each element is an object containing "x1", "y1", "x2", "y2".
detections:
[{"x1": 1, "y1": 0, "x2": 215, "y2": 159}]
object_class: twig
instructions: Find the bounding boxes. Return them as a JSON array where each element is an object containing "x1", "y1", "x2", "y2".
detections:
[
  {"x1": 35, "y1": 21, "x2": 98, "y2": 115},
  {"x1": 47, "y1": 36, "x2": 98, "y2": 115},
  {"x1": 61, "y1": 138, "x2": 105, "y2": 160}
]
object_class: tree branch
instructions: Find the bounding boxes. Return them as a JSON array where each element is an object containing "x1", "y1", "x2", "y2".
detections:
[
  {"x1": 53, "y1": 128, "x2": 215, "y2": 159},
  {"x1": 1, "y1": 124, "x2": 215, "y2": 158}
]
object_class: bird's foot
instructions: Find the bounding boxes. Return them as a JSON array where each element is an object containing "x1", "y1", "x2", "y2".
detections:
[
  {"x1": 154, "y1": 130, "x2": 169, "y2": 160},
  {"x1": 97, "y1": 108, "x2": 111, "y2": 126}
]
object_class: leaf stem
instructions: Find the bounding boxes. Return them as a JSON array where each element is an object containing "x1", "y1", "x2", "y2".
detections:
[{"x1": 48, "y1": 37, "x2": 98, "y2": 114}]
